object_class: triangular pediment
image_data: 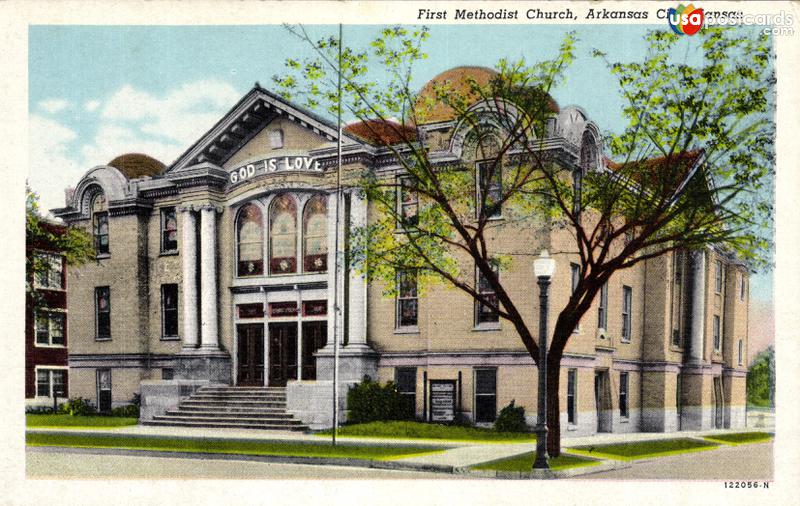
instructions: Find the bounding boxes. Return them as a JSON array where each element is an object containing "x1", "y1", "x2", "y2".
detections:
[{"x1": 167, "y1": 85, "x2": 364, "y2": 173}]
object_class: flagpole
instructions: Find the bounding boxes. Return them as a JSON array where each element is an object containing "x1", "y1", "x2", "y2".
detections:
[{"x1": 332, "y1": 22, "x2": 343, "y2": 446}]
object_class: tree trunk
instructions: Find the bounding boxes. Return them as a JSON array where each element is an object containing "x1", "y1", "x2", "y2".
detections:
[{"x1": 545, "y1": 350, "x2": 562, "y2": 457}]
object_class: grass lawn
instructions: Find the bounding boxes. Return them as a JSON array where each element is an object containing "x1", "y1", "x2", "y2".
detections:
[
  {"x1": 26, "y1": 415, "x2": 138, "y2": 428},
  {"x1": 26, "y1": 433, "x2": 445, "y2": 461},
  {"x1": 703, "y1": 432, "x2": 774, "y2": 445},
  {"x1": 317, "y1": 421, "x2": 537, "y2": 442},
  {"x1": 569, "y1": 438, "x2": 719, "y2": 460},
  {"x1": 471, "y1": 452, "x2": 600, "y2": 472}
]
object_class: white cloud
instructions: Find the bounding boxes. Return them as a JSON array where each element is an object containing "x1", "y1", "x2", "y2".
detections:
[
  {"x1": 101, "y1": 79, "x2": 240, "y2": 145},
  {"x1": 28, "y1": 79, "x2": 242, "y2": 215},
  {"x1": 28, "y1": 114, "x2": 81, "y2": 214},
  {"x1": 38, "y1": 99, "x2": 69, "y2": 114}
]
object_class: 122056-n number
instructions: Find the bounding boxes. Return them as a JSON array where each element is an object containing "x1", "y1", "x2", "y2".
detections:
[{"x1": 724, "y1": 481, "x2": 770, "y2": 489}]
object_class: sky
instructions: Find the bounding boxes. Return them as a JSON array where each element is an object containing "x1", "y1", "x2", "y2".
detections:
[{"x1": 27, "y1": 24, "x2": 773, "y2": 306}]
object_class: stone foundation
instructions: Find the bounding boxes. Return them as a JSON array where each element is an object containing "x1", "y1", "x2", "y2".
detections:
[
  {"x1": 175, "y1": 351, "x2": 232, "y2": 384},
  {"x1": 139, "y1": 379, "x2": 212, "y2": 421}
]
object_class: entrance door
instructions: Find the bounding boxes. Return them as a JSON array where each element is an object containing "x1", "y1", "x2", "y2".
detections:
[
  {"x1": 237, "y1": 324, "x2": 264, "y2": 386},
  {"x1": 713, "y1": 376, "x2": 724, "y2": 429},
  {"x1": 594, "y1": 370, "x2": 612, "y2": 432},
  {"x1": 268, "y1": 323, "x2": 298, "y2": 387},
  {"x1": 97, "y1": 369, "x2": 112, "y2": 413},
  {"x1": 301, "y1": 321, "x2": 327, "y2": 380}
]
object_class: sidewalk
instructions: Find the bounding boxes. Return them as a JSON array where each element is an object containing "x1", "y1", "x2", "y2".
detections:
[{"x1": 26, "y1": 423, "x2": 772, "y2": 476}]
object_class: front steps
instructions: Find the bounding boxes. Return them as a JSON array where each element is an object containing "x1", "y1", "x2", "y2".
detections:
[{"x1": 142, "y1": 386, "x2": 309, "y2": 431}]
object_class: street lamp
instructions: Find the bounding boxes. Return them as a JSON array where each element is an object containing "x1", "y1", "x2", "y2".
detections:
[{"x1": 533, "y1": 249, "x2": 556, "y2": 471}]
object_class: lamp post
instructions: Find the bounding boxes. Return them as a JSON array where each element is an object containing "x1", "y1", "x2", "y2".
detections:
[{"x1": 533, "y1": 250, "x2": 556, "y2": 470}]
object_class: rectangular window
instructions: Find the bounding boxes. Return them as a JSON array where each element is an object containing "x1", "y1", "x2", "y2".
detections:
[
  {"x1": 740, "y1": 274, "x2": 746, "y2": 301},
  {"x1": 396, "y1": 270, "x2": 418, "y2": 328},
  {"x1": 395, "y1": 367, "x2": 417, "y2": 418},
  {"x1": 597, "y1": 282, "x2": 608, "y2": 330},
  {"x1": 397, "y1": 177, "x2": 419, "y2": 228},
  {"x1": 94, "y1": 211, "x2": 109, "y2": 255},
  {"x1": 36, "y1": 369, "x2": 66, "y2": 398},
  {"x1": 571, "y1": 263, "x2": 580, "y2": 332},
  {"x1": 162, "y1": 368, "x2": 174, "y2": 380},
  {"x1": 621, "y1": 286, "x2": 632, "y2": 342},
  {"x1": 34, "y1": 311, "x2": 65, "y2": 346},
  {"x1": 713, "y1": 315, "x2": 721, "y2": 352},
  {"x1": 161, "y1": 284, "x2": 179, "y2": 338},
  {"x1": 476, "y1": 264, "x2": 500, "y2": 325},
  {"x1": 671, "y1": 250, "x2": 684, "y2": 347},
  {"x1": 477, "y1": 160, "x2": 502, "y2": 218},
  {"x1": 567, "y1": 368, "x2": 577, "y2": 425},
  {"x1": 619, "y1": 371, "x2": 629, "y2": 418},
  {"x1": 738, "y1": 339, "x2": 744, "y2": 366},
  {"x1": 715, "y1": 260, "x2": 723, "y2": 294},
  {"x1": 95, "y1": 286, "x2": 111, "y2": 340},
  {"x1": 474, "y1": 368, "x2": 497, "y2": 423},
  {"x1": 160, "y1": 207, "x2": 178, "y2": 252},
  {"x1": 34, "y1": 253, "x2": 64, "y2": 290}
]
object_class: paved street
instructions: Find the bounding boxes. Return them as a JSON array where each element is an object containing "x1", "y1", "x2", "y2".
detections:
[
  {"x1": 26, "y1": 447, "x2": 469, "y2": 480},
  {"x1": 574, "y1": 441, "x2": 773, "y2": 481}
]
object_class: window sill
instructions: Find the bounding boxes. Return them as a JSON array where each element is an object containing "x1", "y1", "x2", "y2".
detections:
[
  {"x1": 33, "y1": 286, "x2": 66, "y2": 292},
  {"x1": 95, "y1": 253, "x2": 111, "y2": 260},
  {"x1": 95, "y1": 338, "x2": 112, "y2": 342},
  {"x1": 34, "y1": 343, "x2": 66, "y2": 349},
  {"x1": 161, "y1": 336, "x2": 181, "y2": 342},
  {"x1": 394, "y1": 327, "x2": 420, "y2": 335},
  {"x1": 473, "y1": 323, "x2": 501, "y2": 332},
  {"x1": 567, "y1": 423, "x2": 578, "y2": 431},
  {"x1": 159, "y1": 250, "x2": 179, "y2": 257},
  {"x1": 620, "y1": 416, "x2": 630, "y2": 423},
  {"x1": 620, "y1": 338, "x2": 631, "y2": 344}
]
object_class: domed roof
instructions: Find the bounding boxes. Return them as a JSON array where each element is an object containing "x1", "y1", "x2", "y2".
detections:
[
  {"x1": 107, "y1": 153, "x2": 166, "y2": 179},
  {"x1": 344, "y1": 119, "x2": 417, "y2": 145},
  {"x1": 415, "y1": 66, "x2": 559, "y2": 124}
]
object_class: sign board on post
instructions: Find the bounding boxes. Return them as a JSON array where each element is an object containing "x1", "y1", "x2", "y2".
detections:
[{"x1": 429, "y1": 380, "x2": 457, "y2": 423}]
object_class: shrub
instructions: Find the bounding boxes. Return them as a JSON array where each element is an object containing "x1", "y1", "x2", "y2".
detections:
[
  {"x1": 26, "y1": 405, "x2": 56, "y2": 414},
  {"x1": 59, "y1": 397, "x2": 96, "y2": 416},
  {"x1": 494, "y1": 400, "x2": 528, "y2": 433},
  {"x1": 347, "y1": 377, "x2": 413, "y2": 424},
  {"x1": 111, "y1": 404, "x2": 139, "y2": 418}
]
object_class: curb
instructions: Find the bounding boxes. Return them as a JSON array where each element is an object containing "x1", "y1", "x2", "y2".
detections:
[
  {"x1": 27, "y1": 445, "x2": 459, "y2": 475},
  {"x1": 456, "y1": 457, "x2": 629, "y2": 480}
]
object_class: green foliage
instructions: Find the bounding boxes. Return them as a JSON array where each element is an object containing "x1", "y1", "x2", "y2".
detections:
[
  {"x1": 26, "y1": 186, "x2": 94, "y2": 296},
  {"x1": 471, "y1": 452, "x2": 598, "y2": 472},
  {"x1": 747, "y1": 346, "x2": 774, "y2": 407},
  {"x1": 58, "y1": 397, "x2": 96, "y2": 417},
  {"x1": 494, "y1": 399, "x2": 528, "y2": 433},
  {"x1": 346, "y1": 377, "x2": 413, "y2": 424},
  {"x1": 320, "y1": 420, "x2": 536, "y2": 441},
  {"x1": 110, "y1": 404, "x2": 140, "y2": 418},
  {"x1": 26, "y1": 414, "x2": 138, "y2": 428}
]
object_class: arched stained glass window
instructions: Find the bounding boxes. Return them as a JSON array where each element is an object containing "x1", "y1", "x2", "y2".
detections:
[
  {"x1": 269, "y1": 194, "x2": 297, "y2": 274},
  {"x1": 237, "y1": 204, "x2": 264, "y2": 276},
  {"x1": 303, "y1": 195, "x2": 328, "y2": 272},
  {"x1": 92, "y1": 192, "x2": 109, "y2": 255}
]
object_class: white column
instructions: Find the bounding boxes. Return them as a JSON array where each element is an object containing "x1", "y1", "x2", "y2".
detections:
[
  {"x1": 689, "y1": 250, "x2": 706, "y2": 363},
  {"x1": 347, "y1": 190, "x2": 368, "y2": 346},
  {"x1": 180, "y1": 208, "x2": 198, "y2": 350},
  {"x1": 325, "y1": 191, "x2": 341, "y2": 348},
  {"x1": 200, "y1": 205, "x2": 220, "y2": 350}
]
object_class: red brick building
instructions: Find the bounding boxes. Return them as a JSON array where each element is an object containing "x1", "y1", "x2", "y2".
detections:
[{"x1": 26, "y1": 220, "x2": 69, "y2": 407}]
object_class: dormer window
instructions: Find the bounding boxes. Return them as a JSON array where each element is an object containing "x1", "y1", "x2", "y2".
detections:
[{"x1": 269, "y1": 129, "x2": 284, "y2": 149}]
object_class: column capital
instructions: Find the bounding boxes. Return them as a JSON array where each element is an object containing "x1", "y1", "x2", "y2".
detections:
[{"x1": 178, "y1": 203, "x2": 223, "y2": 213}]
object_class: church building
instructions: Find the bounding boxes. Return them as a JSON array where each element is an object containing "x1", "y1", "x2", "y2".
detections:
[{"x1": 52, "y1": 67, "x2": 749, "y2": 433}]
